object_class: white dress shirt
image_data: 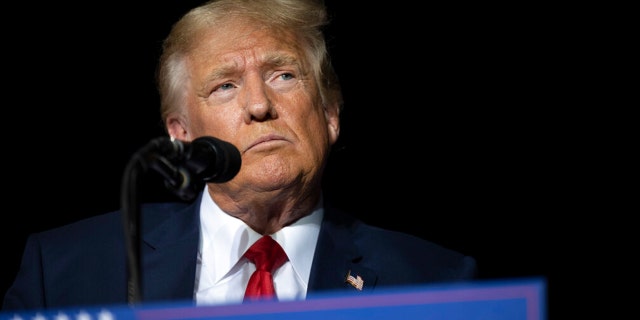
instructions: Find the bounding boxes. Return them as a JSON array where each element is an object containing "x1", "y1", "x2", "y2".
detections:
[{"x1": 194, "y1": 185, "x2": 323, "y2": 306}]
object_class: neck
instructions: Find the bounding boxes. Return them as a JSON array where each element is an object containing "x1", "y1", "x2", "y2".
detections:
[{"x1": 208, "y1": 185, "x2": 322, "y2": 235}]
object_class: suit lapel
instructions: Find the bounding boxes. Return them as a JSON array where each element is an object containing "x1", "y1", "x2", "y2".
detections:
[
  {"x1": 139, "y1": 198, "x2": 202, "y2": 302},
  {"x1": 307, "y1": 206, "x2": 377, "y2": 295}
]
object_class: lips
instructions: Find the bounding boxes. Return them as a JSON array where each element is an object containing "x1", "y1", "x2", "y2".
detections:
[{"x1": 245, "y1": 133, "x2": 288, "y2": 152}]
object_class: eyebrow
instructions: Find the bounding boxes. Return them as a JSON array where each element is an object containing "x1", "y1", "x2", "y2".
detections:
[{"x1": 262, "y1": 52, "x2": 301, "y2": 69}]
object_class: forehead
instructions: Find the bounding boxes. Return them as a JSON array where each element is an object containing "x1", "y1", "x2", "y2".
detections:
[{"x1": 188, "y1": 18, "x2": 305, "y2": 67}]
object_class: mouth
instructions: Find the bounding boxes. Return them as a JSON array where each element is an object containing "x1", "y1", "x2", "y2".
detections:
[{"x1": 245, "y1": 134, "x2": 288, "y2": 152}]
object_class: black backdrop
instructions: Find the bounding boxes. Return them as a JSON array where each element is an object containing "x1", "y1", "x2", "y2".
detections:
[{"x1": 2, "y1": 0, "x2": 574, "y2": 317}]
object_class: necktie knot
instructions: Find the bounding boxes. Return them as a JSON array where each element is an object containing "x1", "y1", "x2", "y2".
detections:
[
  {"x1": 243, "y1": 235, "x2": 288, "y2": 301},
  {"x1": 244, "y1": 236, "x2": 287, "y2": 272}
]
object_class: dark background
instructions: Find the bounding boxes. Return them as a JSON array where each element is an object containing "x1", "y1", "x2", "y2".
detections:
[{"x1": 2, "y1": 1, "x2": 596, "y2": 318}]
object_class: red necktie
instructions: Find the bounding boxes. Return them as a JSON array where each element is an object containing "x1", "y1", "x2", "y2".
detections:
[{"x1": 243, "y1": 235, "x2": 288, "y2": 302}]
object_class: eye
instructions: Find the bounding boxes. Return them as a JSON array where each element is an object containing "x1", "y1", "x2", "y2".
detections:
[
  {"x1": 271, "y1": 72, "x2": 297, "y2": 90},
  {"x1": 208, "y1": 81, "x2": 237, "y2": 101},
  {"x1": 279, "y1": 73, "x2": 295, "y2": 81},
  {"x1": 218, "y1": 82, "x2": 236, "y2": 91}
]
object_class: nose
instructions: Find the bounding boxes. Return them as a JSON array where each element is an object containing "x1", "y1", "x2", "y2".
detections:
[{"x1": 242, "y1": 75, "x2": 277, "y2": 123}]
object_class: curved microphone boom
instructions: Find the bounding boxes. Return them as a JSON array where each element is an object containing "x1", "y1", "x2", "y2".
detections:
[{"x1": 121, "y1": 135, "x2": 241, "y2": 304}]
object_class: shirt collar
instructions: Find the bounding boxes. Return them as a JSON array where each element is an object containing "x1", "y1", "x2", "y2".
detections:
[{"x1": 199, "y1": 185, "x2": 323, "y2": 285}]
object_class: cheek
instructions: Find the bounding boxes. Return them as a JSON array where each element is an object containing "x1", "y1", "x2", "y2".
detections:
[
  {"x1": 300, "y1": 110, "x2": 331, "y2": 145},
  {"x1": 185, "y1": 105, "x2": 237, "y2": 138}
]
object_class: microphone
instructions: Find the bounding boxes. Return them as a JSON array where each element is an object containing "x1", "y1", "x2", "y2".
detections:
[
  {"x1": 165, "y1": 136, "x2": 241, "y2": 183},
  {"x1": 142, "y1": 136, "x2": 242, "y2": 200}
]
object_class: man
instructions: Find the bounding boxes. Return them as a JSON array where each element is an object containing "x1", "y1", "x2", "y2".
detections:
[{"x1": 3, "y1": 0, "x2": 477, "y2": 311}]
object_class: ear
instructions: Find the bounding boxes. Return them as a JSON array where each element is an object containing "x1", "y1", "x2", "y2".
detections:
[
  {"x1": 166, "y1": 113, "x2": 190, "y2": 141},
  {"x1": 324, "y1": 102, "x2": 341, "y2": 145}
]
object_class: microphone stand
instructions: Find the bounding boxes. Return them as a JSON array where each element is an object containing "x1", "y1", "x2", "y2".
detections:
[
  {"x1": 120, "y1": 137, "x2": 188, "y2": 305},
  {"x1": 121, "y1": 152, "x2": 143, "y2": 305}
]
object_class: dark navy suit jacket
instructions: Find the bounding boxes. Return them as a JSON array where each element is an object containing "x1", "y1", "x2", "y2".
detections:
[{"x1": 3, "y1": 193, "x2": 477, "y2": 311}]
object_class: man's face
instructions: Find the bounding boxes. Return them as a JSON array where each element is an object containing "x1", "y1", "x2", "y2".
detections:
[{"x1": 167, "y1": 19, "x2": 340, "y2": 194}]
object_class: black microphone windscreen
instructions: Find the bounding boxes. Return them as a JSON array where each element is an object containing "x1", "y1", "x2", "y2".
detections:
[{"x1": 185, "y1": 136, "x2": 242, "y2": 183}]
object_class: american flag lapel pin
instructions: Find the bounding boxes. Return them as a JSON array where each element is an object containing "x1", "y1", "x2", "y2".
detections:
[{"x1": 345, "y1": 270, "x2": 364, "y2": 291}]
